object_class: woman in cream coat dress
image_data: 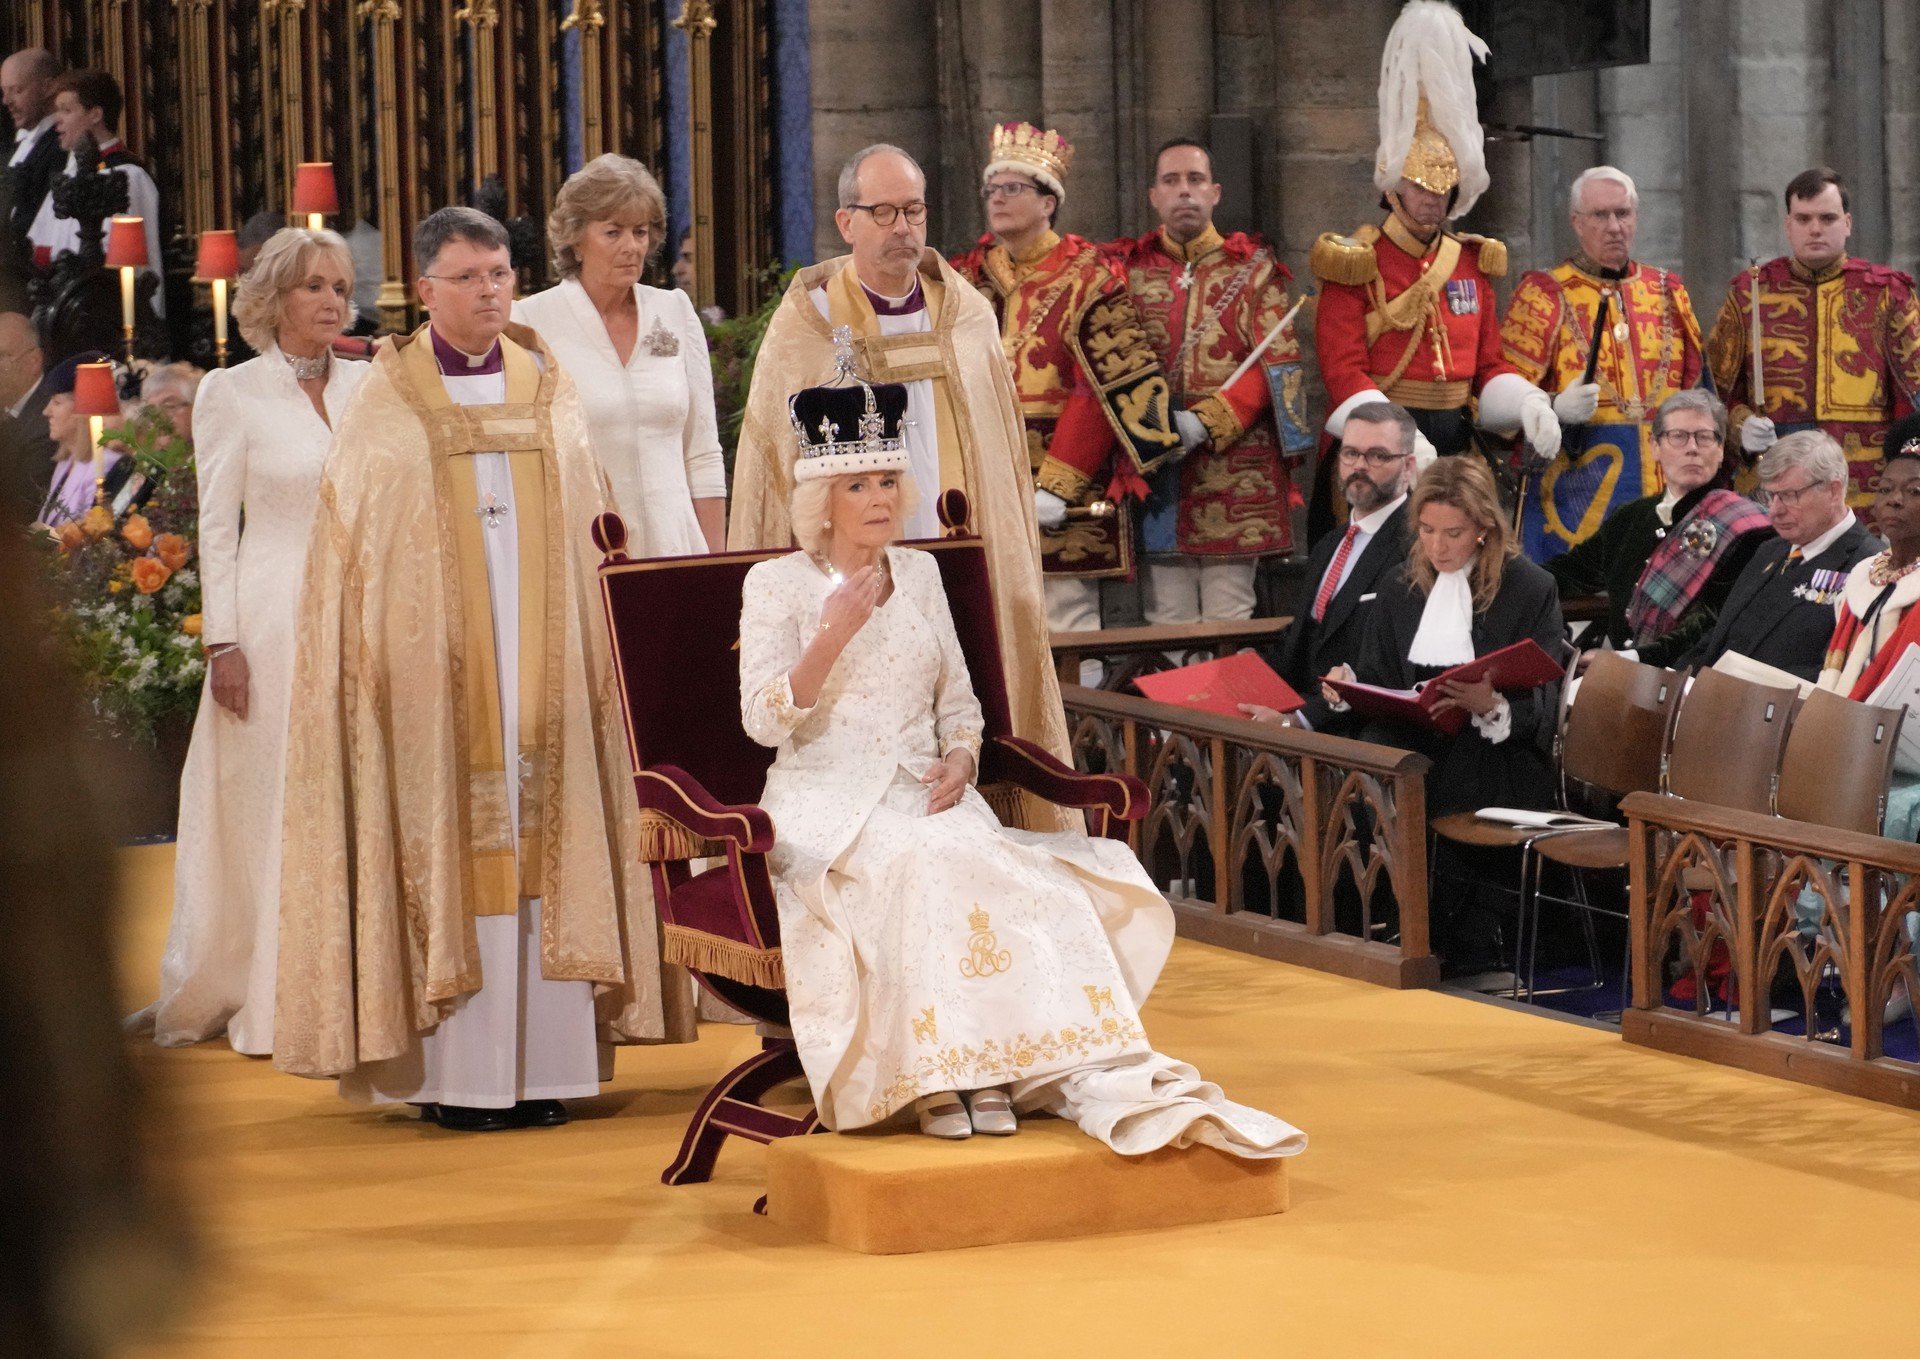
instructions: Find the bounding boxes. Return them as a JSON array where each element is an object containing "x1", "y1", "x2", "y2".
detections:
[
  {"x1": 132, "y1": 228, "x2": 368, "y2": 1052},
  {"x1": 740, "y1": 376, "x2": 1305, "y2": 1154},
  {"x1": 514, "y1": 154, "x2": 724, "y2": 555}
]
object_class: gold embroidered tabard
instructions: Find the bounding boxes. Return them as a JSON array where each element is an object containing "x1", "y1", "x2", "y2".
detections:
[{"x1": 396, "y1": 334, "x2": 556, "y2": 917}]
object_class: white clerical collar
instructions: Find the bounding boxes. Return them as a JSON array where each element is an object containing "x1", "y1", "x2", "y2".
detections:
[
  {"x1": 1351, "y1": 492, "x2": 1407, "y2": 538},
  {"x1": 1796, "y1": 510, "x2": 1857, "y2": 563}
]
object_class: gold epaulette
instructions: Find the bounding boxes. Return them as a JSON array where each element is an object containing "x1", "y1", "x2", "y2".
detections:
[
  {"x1": 1457, "y1": 233, "x2": 1508, "y2": 279},
  {"x1": 1310, "y1": 227, "x2": 1380, "y2": 287}
]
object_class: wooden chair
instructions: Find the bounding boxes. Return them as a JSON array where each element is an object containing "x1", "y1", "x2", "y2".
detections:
[
  {"x1": 592, "y1": 492, "x2": 1148, "y2": 1191},
  {"x1": 1774, "y1": 687, "x2": 1903, "y2": 834},
  {"x1": 1663, "y1": 666, "x2": 1797, "y2": 810}
]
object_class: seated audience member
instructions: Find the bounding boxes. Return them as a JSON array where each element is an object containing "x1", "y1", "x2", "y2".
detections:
[
  {"x1": 1244, "y1": 399, "x2": 1414, "y2": 732},
  {"x1": 1324, "y1": 455, "x2": 1565, "y2": 977},
  {"x1": 139, "y1": 362, "x2": 201, "y2": 444},
  {"x1": 26, "y1": 70, "x2": 162, "y2": 313},
  {"x1": 0, "y1": 309, "x2": 53, "y2": 519},
  {"x1": 1820, "y1": 420, "x2": 1920, "y2": 698},
  {"x1": 1546, "y1": 389, "x2": 1772, "y2": 666},
  {"x1": 33, "y1": 351, "x2": 127, "y2": 526},
  {"x1": 1681, "y1": 430, "x2": 1879, "y2": 681}
]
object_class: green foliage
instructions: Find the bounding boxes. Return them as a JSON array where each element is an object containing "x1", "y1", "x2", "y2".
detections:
[{"x1": 703, "y1": 262, "x2": 798, "y2": 480}]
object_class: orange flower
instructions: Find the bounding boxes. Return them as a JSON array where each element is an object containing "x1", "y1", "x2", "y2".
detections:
[
  {"x1": 81, "y1": 505, "x2": 113, "y2": 540},
  {"x1": 180, "y1": 613, "x2": 203, "y2": 636},
  {"x1": 53, "y1": 521, "x2": 86, "y2": 552},
  {"x1": 130, "y1": 557, "x2": 172, "y2": 594},
  {"x1": 153, "y1": 533, "x2": 191, "y2": 571},
  {"x1": 120, "y1": 513, "x2": 154, "y2": 550}
]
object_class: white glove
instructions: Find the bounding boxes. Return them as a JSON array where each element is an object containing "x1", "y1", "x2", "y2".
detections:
[
  {"x1": 1519, "y1": 387, "x2": 1561, "y2": 459},
  {"x1": 1551, "y1": 381, "x2": 1601, "y2": 425},
  {"x1": 1742, "y1": 415, "x2": 1778, "y2": 455},
  {"x1": 1034, "y1": 488, "x2": 1069, "y2": 530},
  {"x1": 1173, "y1": 408, "x2": 1207, "y2": 453},
  {"x1": 1412, "y1": 430, "x2": 1438, "y2": 472}
]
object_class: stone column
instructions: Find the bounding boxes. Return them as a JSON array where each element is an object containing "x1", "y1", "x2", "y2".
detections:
[
  {"x1": 1831, "y1": 0, "x2": 1889, "y2": 262},
  {"x1": 1527, "y1": 71, "x2": 1600, "y2": 278},
  {"x1": 1040, "y1": 0, "x2": 1120, "y2": 241},
  {"x1": 1888, "y1": 0, "x2": 1920, "y2": 272},
  {"x1": 934, "y1": 0, "x2": 1043, "y2": 250},
  {"x1": 1212, "y1": 0, "x2": 1279, "y2": 240}
]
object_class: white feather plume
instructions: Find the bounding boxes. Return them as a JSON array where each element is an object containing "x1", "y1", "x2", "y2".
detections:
[{"x1": 1373, "y1": 1, "x2": 1491, "y2": 217}]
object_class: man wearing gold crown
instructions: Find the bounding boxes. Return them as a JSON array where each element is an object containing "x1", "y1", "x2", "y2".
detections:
[
  {"x1": 1310, "y1": 1, "x2": 1559, "y2": 538},
  {"x1": 1108, "y1": 138, "x2": 1311, "y2": 624},
  {"x1": 1706, "y1": 167, "x2": 1920, "y2": 508},
  {"x1": 1500, "y1": 166, "x2": 1707, "y2": 562},
  {"x1": 728, "y1": 143, "x2": 1072, "y2": 817},
  {"x1": 951, "y1": 120, "x2": 1198, "y2": 644}
]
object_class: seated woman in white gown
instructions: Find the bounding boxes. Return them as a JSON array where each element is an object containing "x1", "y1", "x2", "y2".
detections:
[{"x1": 737, "y1": 373, "x2": 1305, "y2": 1156}]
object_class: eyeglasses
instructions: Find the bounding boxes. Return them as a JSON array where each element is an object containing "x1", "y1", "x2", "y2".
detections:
[
  {"x1": 846, "y1": 201, "x2": 928, "y2": 227},
  {"x1": 1575, "y1": 207, "x2": 1635, "y2": 224},
  {"x1": 981, "y1": 182, "x2": 1039, "y2": 202},
  {"x1": 1337, "y1": 445, "x2": 1411, "y2": 469},
  {"x1": 1656, "y1": 429, "x2": 1724, "y2": 449},
  {"x1": 423, "y1": 268, "x2": 516, "y2": 293},
  {"x1": 1759, "y1": 480, "x2": 1833, "y2": 508}
]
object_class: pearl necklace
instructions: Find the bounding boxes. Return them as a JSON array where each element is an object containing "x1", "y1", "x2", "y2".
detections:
[{"x1": 285, "y1": 349, "x2": 330, "y2": 382}]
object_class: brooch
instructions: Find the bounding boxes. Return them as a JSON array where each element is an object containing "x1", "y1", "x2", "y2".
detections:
[
  {"x1": 641, "y1": 317, "x2": 679, "y2": 357},
  {"x1": 1680, "y1": 518, "x2": 1719, "y2": 558}
]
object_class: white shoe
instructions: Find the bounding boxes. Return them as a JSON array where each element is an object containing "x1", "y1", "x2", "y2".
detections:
[
  {"x1": 916, "y1": 1092, "x2": 971, "y2": 1139},
  {"x1": 965, "y1": 1086, "x2": 1018, "y2": 1136}
]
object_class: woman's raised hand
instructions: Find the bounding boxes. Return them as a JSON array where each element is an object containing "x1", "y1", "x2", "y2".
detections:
[{"x1": 816, "y1": 565, "x2": 882, "y2": 645}]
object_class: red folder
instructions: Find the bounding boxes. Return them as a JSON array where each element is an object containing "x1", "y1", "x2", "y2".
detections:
[
  {"x1": 1132, "y1": 650, "x2": 1305, "y2": 718},
  {"x1": 1324, "y1": 639, "x2": 1564, "y2": 736}
]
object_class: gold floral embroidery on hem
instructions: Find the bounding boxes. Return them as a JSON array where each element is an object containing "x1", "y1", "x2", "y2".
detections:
[
  {"x1": 960, "y1": 905, "x2": 1012, "y2": 978},
  {"x1": 867, "y1": 1015, "x2": 1147, "y2": 1121}
]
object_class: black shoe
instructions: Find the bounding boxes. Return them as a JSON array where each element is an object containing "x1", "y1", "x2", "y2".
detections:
[
  {"x1": 511, "y1": 1099, "x2": 570, "y2": 1128},
  {"x1": 430, "y1": 1103, "x2": 514, "y2": 1133}
]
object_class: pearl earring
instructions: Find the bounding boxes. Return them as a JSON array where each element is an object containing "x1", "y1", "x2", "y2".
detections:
[{"x1": 823, "y1": 518, "x2": 832, "y2": 530}]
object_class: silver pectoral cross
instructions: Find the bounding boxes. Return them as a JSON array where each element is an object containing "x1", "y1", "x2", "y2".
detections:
[{"x1": 476, "y1": 491, "x2": 511, "y2": 530}]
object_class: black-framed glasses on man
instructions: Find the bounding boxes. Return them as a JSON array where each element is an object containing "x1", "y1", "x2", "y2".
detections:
[
  {"x1": 1656, "y1": 429, "x2": 1724, "y2": 449},
  {"x1": 1336, "y1": 445, "x2": 1411, "y2": 469},
  {"x1": 846, "y1": 201, "x2": 928, "y2": 227},
  {"x1": 981, "y1": 182, "x2": 1038, "y2": 202}
]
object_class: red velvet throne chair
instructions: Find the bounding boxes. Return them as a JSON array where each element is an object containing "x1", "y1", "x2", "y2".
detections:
[{"x1": 592, "y1": 491, "x2": 1148, "y2": 1188}]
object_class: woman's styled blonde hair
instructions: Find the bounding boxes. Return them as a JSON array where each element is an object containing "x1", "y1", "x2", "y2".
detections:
[
  {"x1": 231, "y1": 227, "x2": 356, "y2": 354},
  {"x1": 788, "y1": 468, "x2": 919, "y2": 555},
  {"x1": 546, "y1": 154, "x2": 668, "y2": 279},
  {"x1": 1404, "y1": 455, "x2": 1515, "y2": 612}
]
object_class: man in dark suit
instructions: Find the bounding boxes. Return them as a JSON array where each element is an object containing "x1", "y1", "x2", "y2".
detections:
[
  {"x1": 1684, "y1": 429, "x2": 1880, "y2": 680},
  {"x1": 1, "y1": 49, "x2": 63, "y2": 310},
  {"x1": 1250, "y1": 399, "x2": 1416, "y2": 731},
  {"x1": 0, "y1": 308, "x2": 51, "y2": 520}
]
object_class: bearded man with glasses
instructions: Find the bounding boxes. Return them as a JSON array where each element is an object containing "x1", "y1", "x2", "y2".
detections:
[
  {"x1": 951, "y1": 121, "x2": 1197, "y2": 656},
  {"x1": 1545, "y1": 389, "x2": 1770, "y2": 667},
  {"x1": 1500, "y1": 165, "x2": 1707, "y2": 564},
  {"x1": 274, "y1": 206, "x2": 697, "y2": 1132},
  {"x1": 729, "y1": 144, "x2": 1076, "y2": 823},
  {"x1": 1680, "y1": 429, "x2": 1878, "y2": 681}
]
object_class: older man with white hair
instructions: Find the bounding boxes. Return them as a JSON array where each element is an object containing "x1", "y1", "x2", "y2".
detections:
[
  {"x1": 1680, "y1": 430, "x2": 1878, "y2": 681},
  {"x1": 1500, "y1": 164, "x2": 1707, "y2": 564}
]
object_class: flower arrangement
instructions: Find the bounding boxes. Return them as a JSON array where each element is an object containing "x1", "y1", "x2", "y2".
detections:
[
  {"x1": 36, "y1": 403, "x2": 205, "y2": 744},
  {"x1": 704, "y1": 261, "x2": 797, "y2": 481}
]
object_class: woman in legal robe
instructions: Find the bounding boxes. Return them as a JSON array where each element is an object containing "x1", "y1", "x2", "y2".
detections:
[
  {"x1": 129, "y1": 228, "x2": 367, "y2": 1052},
  {"x1": 737, "y1": 378, "x2": 1304, "y2": 1155},
  {"x1": 513, "y1": 154, "x2": 725, "y2": 556},
  {"x1": 1328, "y1": 455, "x2": 1566, "y2": 820}
]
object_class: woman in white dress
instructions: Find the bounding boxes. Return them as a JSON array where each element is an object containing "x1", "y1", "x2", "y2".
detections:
[
  {"x1": 514, "y1": 153, "x2": 724, "y2": 555},
  {"x1": 130, "y1": 228, "x2": 368, "y2": 1052},
  {"x1": 739, "y1": 377, "x2": 1304, "y2": 1156}
]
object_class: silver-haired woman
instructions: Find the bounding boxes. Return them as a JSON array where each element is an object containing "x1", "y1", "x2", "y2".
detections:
[
  {"x1": 130, "y1": 226, "x2": 367, "y2": 1054},
  {"x1": 738, "y1": 376, "x2": 1304, "y2": 1155},
  {"x1": 514, "y1": 153, "x2": 724, "y2": 555}
]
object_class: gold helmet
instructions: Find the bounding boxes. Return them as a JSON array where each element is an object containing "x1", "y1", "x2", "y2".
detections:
[
  {"x1": 984, "y1": 121, "x2": 1074, "y2": 202},
  {"x1": 1373, "y1": 2, "x2": 1490, "y2": 216}
]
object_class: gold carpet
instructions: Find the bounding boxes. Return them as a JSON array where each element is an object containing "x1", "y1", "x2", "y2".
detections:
[{"x1": 114, "y1": 843, "x2": 1920, "y2": 1357}]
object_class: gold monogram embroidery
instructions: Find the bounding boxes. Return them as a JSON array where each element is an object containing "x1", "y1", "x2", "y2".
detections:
[
  {"x1": 912, "y1": 1006, "x2": 938, "y2": 1044},
  {"x1": 960, "y1": 906, "x2": 1013, "y2": 978},
  {"x1": 1084, "y1": 985, "x2": 1114, "y2": 1015}
]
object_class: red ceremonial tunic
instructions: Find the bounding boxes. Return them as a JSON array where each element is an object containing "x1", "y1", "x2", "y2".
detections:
[{"x1": 1110, "y1": 224, "x2": 1304, "y2": 558}]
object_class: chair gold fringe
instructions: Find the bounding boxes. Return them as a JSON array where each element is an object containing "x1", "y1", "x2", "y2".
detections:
[
  {"x1": 662, "y1": 923, "x2": 787, "y2": 989},
  {"x1": 981, "y1": 781, "x2": 1034, "y2": 830},
  {"x1": 638, "y1": 809, "x2": 723, "y2": 862}
]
